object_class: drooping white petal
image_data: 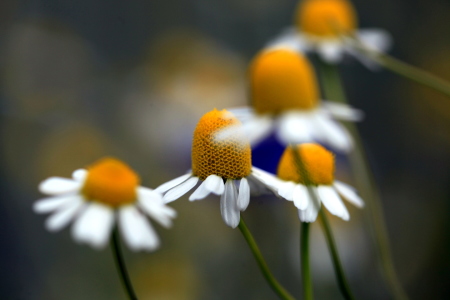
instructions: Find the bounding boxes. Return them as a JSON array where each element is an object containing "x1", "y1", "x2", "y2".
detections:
[
  {"x1": 163, "y1": 177, "x2": 199, "y2": 203},
  {"x1": 34, "y1": 194, "x2": 82, "y2": 214},
  {"x1": 72, "y1": 203, "x2": 115, "y2": 249},
  {"x1": 45, "y1": 197, "x2": 85, "y2": 232},
  {"x1": 39, "y1": 177, "x2": 82, "y2": 195},
  {"x1": 220, "y1": 179, "x2": 240, "y2": 228},
  {"x1": 321, "y1": 101, "x2": 364, "y2": 122},
  {"x1": 298, "y1": 193, "x2": 320, "y2": 223},
  {"x1": 334, "y1": 180, "x2": 364, "y2": 208},
  {"x1": 155, "y1": 173, "x2": 192, "y2": 194},
  {"x1": 119, "y1": 206, "x2": 160, "y2": 251},
  {"x1": 188, "y1": 181, "x2": 211, "y2": 201},
  {"x1": 277, "y1": 181, "x2": 297, "y2": 201},
  {"x1": 250, "y1": 167, "x2": 283, "y2": 192},
  {"x1": 313, "y1": 113, "x2": 353, "y2": 152},
  {"x1": 292, "y1": 184, "x2": 309, "y2": 210},
  {"x1": 237, "y1": 178, "x2": 250, "y2": 211},
  {"x1": 241, "y1": 116, "x2": 274, "y2": 146},
  {"x1": 277, "y1": 111, "x2": 314, "y2": 145},
  {"x1": 72, "y1": 169, "x2": 88, "y2": 182},
  {"x1": 318, "y1": 41, "x2": 344, "y2": 63},
  {"x1": 204, "y1": 174, "x2": 225, "y2": 195},
  {"x1": 357, "y1": 29, "x2": 392, "y2": 53},
  {"x1": 317, "y1": 185, "x2": 350, "y2": 221},
  {"x1": 265, "y1": 27, "x2": 310, "y2": 53},
  {"x1": 138, "y1": 188, "x2": 177, "y2": 228}
]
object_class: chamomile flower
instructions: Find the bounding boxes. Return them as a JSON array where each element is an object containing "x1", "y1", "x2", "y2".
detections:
[
  {"x1": 233, "y1": 49, "x2": 362, "y2": 152},
  {"x1": 155, "y1": 108, "x2": 278, "y2": 228},
  {"x1": 267, "y1": 0, "x2": 392, "y2": 67},
  {"x1": 34, "y1": 158, "x2": 176, "y2": 251},
  {"x1": 255, "y1": 143, "x2": 364, "y2": 222}
]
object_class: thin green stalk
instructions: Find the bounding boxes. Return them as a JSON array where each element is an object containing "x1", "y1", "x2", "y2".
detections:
[
  {"x1": 301, "y1": 222, "x2": 314, "y2": 300},
  {"x1": 318, "y1": 209, "x2": 355, "y2": 300},
  {"x1": 238, "y1": 217, "x2": 296, "y2": 300},
  {"x1": 317, "y1": 60, "x2": 408, "y2": 300},
  {"x1": 354, "y1": 39, "x2": 450, "y2": 98},
  {"x1": 291, "y1": 145, "x2": 354, "y2": 300},
  {"x1": 111, "y1": 227, "x2": 138, "y2": 300}
]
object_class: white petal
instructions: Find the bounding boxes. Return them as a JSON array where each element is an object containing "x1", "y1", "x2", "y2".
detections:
[
  {"x1": 318, "y1": 41, "x2": 344, "y2": 63},
  {"x1": 321, "y1": 101, "x2": 364, "y2": 122},
  {"x1": 72, "y1": 169, "x2": 87, "y2": 182},
  {"x1": 317, "y1": 186, "x2": 350, "y2": 221},
  {"x1": 119, "y1": 206, "x2": 160, "y2": 251},
  {"x1": 34, "y1": 194, "x2": 82, "y2": 213},
  {"x1": 39, "y1": 177, "x2": 82, "y2": 195},
  {"x1": 277, "y1": 112, "x2": 313, "y2": 144},
  {"x1": 250, "y1": 167, "x2": 283, "y2": 191},
  {"x1": 163, "y1": 177, "x2": 199, "y2": 203},
  {"x1": 313, "y1": 114, "x2": 353, "y2": 152},
  {"x1": 277, "y1": 181, "x2": 297, "y2": 201},
  {"x1": 265, "y1": 27, "x2": 310, "y2": 53},
  {"x1": 220, "y1": 179, "x2": 240, "y2": 228},
  {"x1": 357, "y1": 29, "x2": 392, "y2": 53},
  {"x1": 189, "y1": 175, "x2": 224, "y2": 201},
  {"x1": 292, "y1": 184, "x2": 309, "y2": 210},
  {"x1": 189, "y1": 181, "x2": 213, "y2": 201},
  {"x1": 334, "y1": 181, "x2": 364, "y2": 208},
  {"x1": 237, "y1": 178, "x2": 250, "y2": 211},
  {"x1": 298, "y1": 193, "x2": 320, "y2": 223},
  {"x1": 45, "y1": 197, "x2": 85, "y2": 232},
  {"x1": 72, "y1": 203, "x2": 115, "y2": 249},
  {"x1": 155, "y1": 173, "x2": 191, "y2": 194},
  {"x1": 241, "y1": 116, "x2": 274, "y2": 146},
  {"x1": 138, "y1": 188, "x2": 177, "y2": 228}
]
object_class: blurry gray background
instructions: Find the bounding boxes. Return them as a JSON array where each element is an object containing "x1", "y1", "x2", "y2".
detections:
[{"x1": 1, "y1": 0, "x2": 450, "y2": 299}]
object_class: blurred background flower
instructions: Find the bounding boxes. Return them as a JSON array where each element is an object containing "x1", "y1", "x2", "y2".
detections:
[{"x1": 1, "y1": 0, "x2": 449, "y2": 299}]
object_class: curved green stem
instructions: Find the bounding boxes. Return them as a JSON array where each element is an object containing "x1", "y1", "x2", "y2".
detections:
[
  {"x1": 317, "y1": 60, "x2": 408, "y2": 300},
  {"x1": 238, "y1": 217, "x2": 296, "y2": 300},
  {"x1": 353, "y1": 38, "x2": 450, "y2": 98},
  {"x1": 111, "y1": 227, "x2": 138, "y2": 300},
  {"x1": 318, "y1": 209, "x2": 355, "y2": 300},
  {"x1": 301, "y1": 222, "x2": 314, "y2": 300}
]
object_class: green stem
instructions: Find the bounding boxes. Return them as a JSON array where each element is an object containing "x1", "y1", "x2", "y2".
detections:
[
  {"x1": 318, "y1": 209, "x2": 355, "y2": 300},
  {"x1": 291, "y1": 144, "x2": 354, "y2": 300},
  {"x1": 301, "y1": 222, "x2": 314, "y2": 300},
  {"x1": 317, "y1": 61, "x2": 408, "y2": 300},
  {"x1": 354, "y1": 39, "x2": 450, "y2": 98},
  {"x1": 111, "y1": 227, "x2": 138, "y2": 300},
  {"x1": 238, "y1": 217, "x2": 296, "y2": 300}
]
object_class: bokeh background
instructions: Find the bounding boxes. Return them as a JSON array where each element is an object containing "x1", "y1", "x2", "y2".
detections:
[{"x1": 1, "y1": 0, "x2": 450, "y2": 299}]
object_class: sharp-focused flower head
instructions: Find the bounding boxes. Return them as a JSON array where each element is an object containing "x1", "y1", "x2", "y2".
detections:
[
  {"x1": 192, "y1": 109, "x2": 251, "y2": 180},
  {"x1": 34, "y1": 157, "x2": 176, "y2": 251},
  {"x1": 250, "y1": 49, "x2": 319, "y2": 114},
  {"x1": 296, "y1": 0, "x2": 357, "y2": 38},
  {"x1": 277, "y1": 143, "x2": 334, "y2": 185},
  {"x1": 82, "y1": 158, "x2": 140, "y2": 207}
]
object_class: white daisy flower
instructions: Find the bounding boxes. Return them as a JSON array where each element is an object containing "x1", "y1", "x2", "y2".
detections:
[
  {"x1": 266, "y1": 0, "x2": 392, "y2": 68},
  {"x1": 232, "y1": 49, "x2": 363, "y2": 152},
  {"x1": 155, "y1": 108, "x2": 279, "y2": 229},
  {"x1": 254, "y1": 143, "x2": 364, "y2": 222},
  {"x1": 34, "y1": 158, "x2": 177, "y2": 251}
]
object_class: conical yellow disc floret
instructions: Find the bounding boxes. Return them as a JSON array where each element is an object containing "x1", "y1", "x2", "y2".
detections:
[
  {"x1": 192, "y1": 109, "x2": 252, "y2": 180},
  {"x1": 82, "y1": 157, "x2": 139, "y2": 207},
  {"x1": 295, "y1": 0, "x2": 357, "y2": 37},
  {"x1": 277, "y1": 143, "x2": 334, "y2": 185},
  {"x1": 250, "y1": 49, "x2": 319, "y2": 114}
]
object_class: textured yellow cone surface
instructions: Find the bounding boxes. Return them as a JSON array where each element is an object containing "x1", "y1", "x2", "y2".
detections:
[
  {"x1": 82, "y1": 157, "x2": 139, "y2": 207},
  {"x1": 250, "y1": 49, "x2": 319, "y2": 114},
  {"x1": 277, "y1": 143, "x2": 334, "y2": 185},
  {"x1": 296, "y1": 0, "x2": 357, "y2": 37},
  {"x1": 192, "y1": 109, "x2": 252, "y2": 180}
]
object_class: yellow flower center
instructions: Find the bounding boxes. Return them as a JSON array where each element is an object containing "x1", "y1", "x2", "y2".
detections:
[
  {"x1": 192, "y1": 109, "x2": 252, "y2": 180},
  {"x1": 250, "y1": 49, "x2": 319, "y2": 115},
  {"x1": 277, "y1": 143, "x2": 334, "y2": 185},
  {"x1": 295, "y1": 0, "x2": 358, "y2": 37},
  {"x1": 82, "y1": 157, "x2": 139, "y2": 207}
]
